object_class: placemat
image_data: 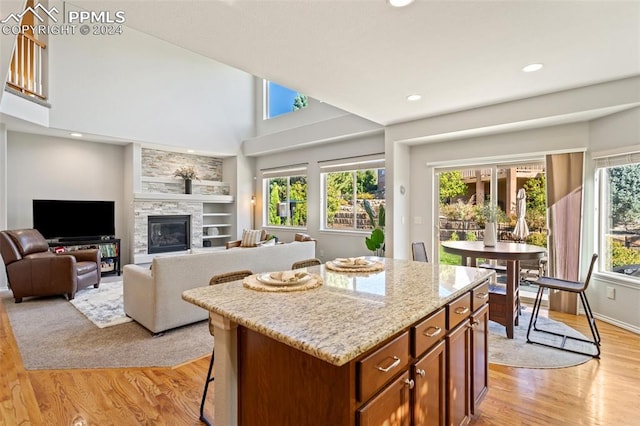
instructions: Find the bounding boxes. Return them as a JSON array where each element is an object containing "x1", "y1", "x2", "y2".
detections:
[
  {"x1": 243, "y1": 273, "x2": 323, "y2": 292},
  {"x1": 325, "y1": 260, "x2": 384, "y2": 273}
]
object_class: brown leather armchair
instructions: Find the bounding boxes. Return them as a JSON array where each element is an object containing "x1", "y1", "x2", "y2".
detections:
[{"x1": 0, "y1": 229, "x2": 101, "y2": 303}]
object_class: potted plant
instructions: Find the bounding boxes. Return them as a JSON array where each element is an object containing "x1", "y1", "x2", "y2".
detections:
[
  {"x1": 476, "y1": 203, "x2": 503, "y2": 247},
  {"x1": 364, "y1": 200, "x2": 385, "y2": 256},
  {"x1": 173, "y1": 166, "x2": 200, "y2": 194}
]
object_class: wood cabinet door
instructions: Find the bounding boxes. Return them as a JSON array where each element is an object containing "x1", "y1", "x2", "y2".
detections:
[
  {"x1": 358, "y1": 371, "x2": 411, "y2": 426},
  {"x1": 413, "y1": 340, "x2": 446, "y2": 426},
  {"x1": 471, "y1": 303, "x2": 489, "y2": 413},
  {"x1": 446, "y1": 320, "x2": 470, "y2": 426}
]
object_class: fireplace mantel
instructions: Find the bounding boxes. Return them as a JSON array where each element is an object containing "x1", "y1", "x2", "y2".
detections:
[{"x1": 133, "y1": 193, "x2": 234, "y2": 203}]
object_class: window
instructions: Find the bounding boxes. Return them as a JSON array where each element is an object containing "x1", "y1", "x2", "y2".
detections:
[
  {"x1": 321, "y1": 157, "x2": 385, "y2": 231},
  {"x1": 436, "y1": 161, "x2": 547, "y2": 261},
  {"x1": 595, "y1": 153, "x2": 640, "y2": 281},
  {"x1": 264, "y1": 80, "x2": 308, "y2": 119},
  {"x1": 263, "y1": 166, "x2": 307, "y2": 227}
]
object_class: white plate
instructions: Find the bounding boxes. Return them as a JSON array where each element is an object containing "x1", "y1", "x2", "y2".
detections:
[
  {"x1": 332, "y1": 259, "x2": 374, "y2": 268},
  {"x1": 256, "y1": 273, "x2": 313, "y2": 287}
]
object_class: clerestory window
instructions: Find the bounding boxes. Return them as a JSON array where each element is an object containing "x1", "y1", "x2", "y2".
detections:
[{"x1": 264, "y1": 80, "x2": 308, "y2": 119}]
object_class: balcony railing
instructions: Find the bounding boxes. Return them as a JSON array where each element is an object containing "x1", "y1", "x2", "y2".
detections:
[{"x1": 6, "y1": 32, "x2": 46, "y2": 100}]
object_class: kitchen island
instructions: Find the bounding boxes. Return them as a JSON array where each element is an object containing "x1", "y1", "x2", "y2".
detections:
[{"x1": 182, "y1": 258, "x2": 493, "y2": 425}]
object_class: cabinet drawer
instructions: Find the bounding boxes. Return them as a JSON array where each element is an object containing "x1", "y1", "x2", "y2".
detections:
[
  {"x1": 358, "y1": 331, "x2": 410, "y2": 403},
  {"x1": 412, "y1": 308, "x2": 446, "y2": 357},
  {"x1": 472, "y1": 281, "x2": 490, "y2": 312},
  {"x1": 447, "y1": 292, "x2": 471, "y2": 330}
]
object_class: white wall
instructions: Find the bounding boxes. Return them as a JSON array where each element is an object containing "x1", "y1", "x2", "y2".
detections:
[
  {"x1": 255, "y1": 133, "x2": 385, "y2": 262},
  {"x1": 6, "y1": 131, "x2": 129, "y2": 262},
  {"x1": 46, "y1": 3, "x2": 254, "y2": 155}
]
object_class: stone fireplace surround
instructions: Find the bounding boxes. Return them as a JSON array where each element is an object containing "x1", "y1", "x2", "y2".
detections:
[
  {"x1": 132, "y1": 148, "x2": 232, "y2": 264},
  {"x1": 133, "y1": 198, "x2": 203, "y2": 264}
]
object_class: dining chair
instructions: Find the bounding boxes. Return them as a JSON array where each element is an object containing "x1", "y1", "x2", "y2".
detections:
[
  {"x1": 526, "y1": 253, "x2": 601, "y2": 358},
  {"x1": 411, "y1": 242, "x2": 429, "y2": 262},
  {"x1": 200, "y1": 269, "x2": 254, "y2": 426},
  {"x1": 291, "y1": 258, "x2": 322, "y2": 269}
]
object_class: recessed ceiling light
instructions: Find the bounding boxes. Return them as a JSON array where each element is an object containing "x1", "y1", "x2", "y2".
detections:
[
  {"x1": 522, "y1": 63, "x2": 543, "y2": 73},
  {"x1": 389, "y1": 0, "x2": 415, "y2": 7},
  {"x1": 407, "y1": 94, "x2": 422, "y2": 101},
  {"x1": 70, "y1": 132, "x2": 83, "y2": 137},
  {"x1": 187, "y1": 149, "x2": 195, "y2": 153}
]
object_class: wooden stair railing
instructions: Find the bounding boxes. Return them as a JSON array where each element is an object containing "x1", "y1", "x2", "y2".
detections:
[{"x1": 6, "y1": 31, "x2": 47, "y2": 100}]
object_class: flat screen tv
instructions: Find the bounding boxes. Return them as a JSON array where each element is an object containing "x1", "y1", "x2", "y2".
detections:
[{"x1": 33, "y1": 199, "x2": 115, "y2": 241}]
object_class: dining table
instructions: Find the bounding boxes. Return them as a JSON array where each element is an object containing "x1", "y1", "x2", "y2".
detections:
[{"x1": 441, "y1": 240, "x2": 546, "y2": 338}]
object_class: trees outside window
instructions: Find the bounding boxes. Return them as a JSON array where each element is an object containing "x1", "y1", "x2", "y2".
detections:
[
  {"x1": 265, "y1": 175, "x2": 307, "y2": 227},
  {"x1": 598, "y1": 162, "x2": 640, "y2": 278},
  {"x1": 324, "y1": 168, "x2": 385, "y2": 231}
]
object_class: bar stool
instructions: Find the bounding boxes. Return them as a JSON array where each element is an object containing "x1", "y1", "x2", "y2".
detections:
[
  {"x1": 291, "y1": 258, "x2": 322, "y2": 269},
  {"x1": 526, "y1": 253, "x2": 601, "y2": 358},
  {"x1": 200, "y1": 269, "x2": 254, "y2": 426}
]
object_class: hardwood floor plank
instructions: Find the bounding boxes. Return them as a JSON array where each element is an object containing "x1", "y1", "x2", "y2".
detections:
[{"x1": 1, "y1": 294, "x2": 639, "y2": 425}]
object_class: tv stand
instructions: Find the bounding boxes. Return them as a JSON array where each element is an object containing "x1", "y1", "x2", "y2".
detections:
[{"x1": 49, "y1": 238, "x2": 121, "y2": 276}]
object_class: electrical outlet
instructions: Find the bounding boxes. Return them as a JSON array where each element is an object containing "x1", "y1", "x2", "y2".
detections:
[
  {"x1": 606, "y1": 286, "x2": 615, "y2": 300},
  {"x1": 414, "y1": 216, "x2": 422, "y2": 225}
]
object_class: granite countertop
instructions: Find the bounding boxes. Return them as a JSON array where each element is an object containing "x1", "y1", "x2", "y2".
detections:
[{"x1": 182, "y1": 258, "x2": 493, "y2": 366}]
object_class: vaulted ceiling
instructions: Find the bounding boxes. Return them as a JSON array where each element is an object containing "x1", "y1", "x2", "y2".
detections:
[{"x1": 76, "y1": 0, "x2": 640, "y2": 126}]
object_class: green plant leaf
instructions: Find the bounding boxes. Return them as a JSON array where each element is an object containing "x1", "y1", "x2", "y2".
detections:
[
  {"x1": 378, "y1": 204, "x2": 385, "y2": 228},
  {"x1": 363, "y1": 199, "x2": 376, "y2": 227},
  {"x1": 366, "y1": 228, "x2": 385, "y2": 252}
]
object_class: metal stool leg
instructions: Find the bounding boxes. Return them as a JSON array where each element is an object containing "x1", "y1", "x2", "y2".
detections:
[
  {"x1": 526, "y1": 288, "x2": 600, "y2": 358},
  {"x1": 199, "y1": 346, "x2": 215, "y2": 426}
]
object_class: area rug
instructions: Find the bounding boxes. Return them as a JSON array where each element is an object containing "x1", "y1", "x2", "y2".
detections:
[
  {"x1": 1, "y1": 290, "x2": 212, "y2": 370},
  {"x1": 488, "y1": 310, "x2": 595, "y2": 369},
  {"x1": 69, "y1": 281, "x2": 132, "y2": 328}
]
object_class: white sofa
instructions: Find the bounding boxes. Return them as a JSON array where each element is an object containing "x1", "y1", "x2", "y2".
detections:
[{"x1": 123, "y1": 241, "x2": 316, "y2": 333}]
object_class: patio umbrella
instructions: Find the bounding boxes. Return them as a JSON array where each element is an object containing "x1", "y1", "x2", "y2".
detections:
[{"x1": 513, "y1": 188, "x2": 530, "y2": 242}]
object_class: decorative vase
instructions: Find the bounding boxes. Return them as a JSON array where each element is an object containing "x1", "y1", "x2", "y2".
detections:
[
  {"x1": 184, "y1": 179, "x2": 192, "y2": 194},
  {"x1": 483, "y1": 222, "x2": 497, "y2": 247}
]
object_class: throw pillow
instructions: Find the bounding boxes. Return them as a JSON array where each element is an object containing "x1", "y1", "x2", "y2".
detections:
[{"x1": 240, "y1": 229, "x2": 262, "y2": 247}]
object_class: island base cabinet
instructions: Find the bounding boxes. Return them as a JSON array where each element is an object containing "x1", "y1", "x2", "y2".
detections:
[
  {"x1": 357, "y1": 371, "x2": 411, "y2": 426},
  {"x1": 471, "y1": 303, "x2": 489, "y2": 413},
  {"x1": 237, "y1": 327, "x2": 355, "y2": 426},
  {"x1": 446, "y1": 320, "x2": 471, "y2": 426},
  {"x1": 412, "y1": 340, "x2": 446, "y2": 426}
]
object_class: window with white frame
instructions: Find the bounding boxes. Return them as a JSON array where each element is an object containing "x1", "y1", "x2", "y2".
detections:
[
  {"x1": 435, "y1": 160, "x2": 547, "y2": 263},
  {"x1": 320, "y1": 156, "x2": 385, "y2": 231},
  {"x1": 263, "y1": 166, "x2": 308, "y2": 227},
  {"x1": 264, "y1": 80, "x2": 308, "y2": 119},
  {"x1": 595, "y1": 151, "x2": 640, "y2": 281}
]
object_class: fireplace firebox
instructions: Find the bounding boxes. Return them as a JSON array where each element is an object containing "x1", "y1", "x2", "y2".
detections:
[{"x1": 148, "y1": 215, "x2": 191, "y2": 254}]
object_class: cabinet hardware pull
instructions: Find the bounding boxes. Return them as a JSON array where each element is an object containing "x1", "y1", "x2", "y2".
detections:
[
  {"x1": 415, "y1": 368, "x2": 425, "y2": 378},
  {"x1": 404, "y1": 378, "x2": 415, "y2": 389},
  {"x1": 377, "y1": 356, "x2": 401, "y2": 373},
  {"x1": 467, "y1": 319, "x2": 480, "y2": 329},
  {"x1": 455, "y1": 306, "x2": 469, "y2": 315},
  {"x1": 476, "y1": 292, "x2": 489, "y2": 299},
  {"x1": 423, "y1": 326, "x2": 442, "y2": 337}
]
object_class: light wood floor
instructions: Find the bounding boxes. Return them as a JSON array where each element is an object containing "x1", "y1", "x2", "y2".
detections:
[{"x1": 1, "y1": 297, "x2": 639, "y2": 425}]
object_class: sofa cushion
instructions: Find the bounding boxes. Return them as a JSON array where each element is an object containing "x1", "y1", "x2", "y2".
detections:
[{"x1": 240, "y1": 229, "x2": 262, "y2": 247}]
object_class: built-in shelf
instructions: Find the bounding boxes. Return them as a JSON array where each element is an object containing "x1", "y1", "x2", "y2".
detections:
[
  {"x1": 141, "y1": 176, "x2": 229, "y2": 187},
  {"x1": 202, "y1": 202, "x2": 234, "y2": 248}
]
